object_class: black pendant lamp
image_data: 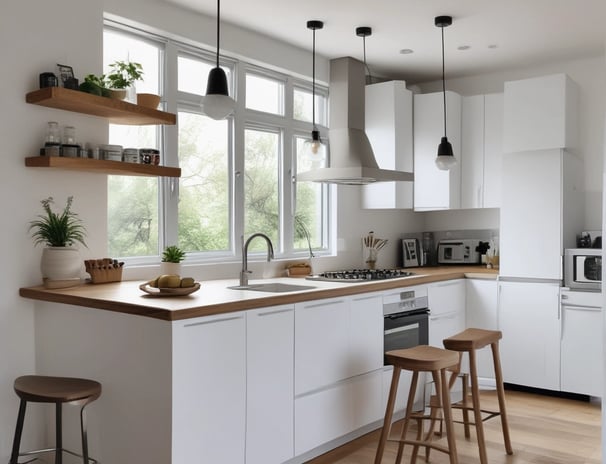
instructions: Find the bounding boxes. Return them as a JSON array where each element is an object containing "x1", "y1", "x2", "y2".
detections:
[
  {"x1": 304, "y1": 20, "x2": 325, "y2": 158},
  {"x1": 434, "y1": 15, "x2": 456, "y2": 171},
  {"x1": 201, "y1": 0, "x2": 235, "y2": 120}
]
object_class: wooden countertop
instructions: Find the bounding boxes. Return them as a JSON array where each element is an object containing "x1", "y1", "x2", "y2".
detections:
[{"x1": 19, "y1": 266, "x2": 498, "y2": 321}]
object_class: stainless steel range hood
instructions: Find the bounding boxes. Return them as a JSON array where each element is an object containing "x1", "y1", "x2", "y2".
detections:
[{"x1": 297, "y1": 57, "x2": 414, "y2": 185}]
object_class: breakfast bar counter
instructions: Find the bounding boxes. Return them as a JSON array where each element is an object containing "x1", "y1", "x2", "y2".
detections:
[{"x1": 19, "y1": 266, "x2": 497, "y2": 320}]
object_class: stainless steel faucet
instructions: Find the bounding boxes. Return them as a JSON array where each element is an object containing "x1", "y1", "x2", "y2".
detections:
[{"x1": 240, "y1": 233, "x2": 274, "y2": 287}]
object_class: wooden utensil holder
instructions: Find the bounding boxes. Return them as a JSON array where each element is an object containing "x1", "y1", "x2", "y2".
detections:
[{"x1": 84, "y1": 258, "x2": 124, "y2": 284}]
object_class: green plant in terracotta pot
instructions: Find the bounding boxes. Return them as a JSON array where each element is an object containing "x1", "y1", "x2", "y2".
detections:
[
  {"x1": 105, "y1": 60, "x2": 144, "y2": 101},
  {"x1": 160, "y1": 245, "x2": 186, "y2": 275},
  {"x1": 29, "y1": 196, "x2": 87, "y2": 288}
]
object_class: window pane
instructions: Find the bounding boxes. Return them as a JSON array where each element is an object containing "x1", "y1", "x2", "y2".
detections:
[
  {"x1": 178, "y1": 111, "x2": 230, "y2": 252},
  {"x1": 104, "y1": 29, "x2": 160, "y2": 94},
  {"x1": 246, "y1": 74, "x2": 283, "y2": 115},
  {"x1": 294, "y1": 88, "x2": 326, "y2": 125},
  {"x1": 244, "y1": 129, "x2": 280, "y2": 250},
  {"x1": 178, "y1": 55, "x2": 232, "y2": 96},
  {"x1": 295, "y1": 136, "x2": 327, "y2": 251}
]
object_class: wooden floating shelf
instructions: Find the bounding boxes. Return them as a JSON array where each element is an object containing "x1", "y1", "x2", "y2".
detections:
[
  {"x1": 25, "y1": 156, "x2": 181, "y2": 178},
  {"x1": 26, "y1": 87, "x2": 176, "y2": 126}
]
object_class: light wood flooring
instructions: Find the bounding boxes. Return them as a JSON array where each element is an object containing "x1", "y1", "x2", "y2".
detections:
[{"x1": 307, "y1": 389, "x2": 601, "y2": 464}]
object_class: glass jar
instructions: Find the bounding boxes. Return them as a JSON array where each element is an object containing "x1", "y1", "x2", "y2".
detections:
[
  {"x1": 45, "y1": 122, "x2": 60, "y2": 144},
  {"x1": 63, "y1": 126, "x2": 77, "y2": 145}
]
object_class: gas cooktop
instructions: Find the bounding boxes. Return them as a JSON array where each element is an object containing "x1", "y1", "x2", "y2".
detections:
[{"x1": 306, "y1": 269, "x2": 415, "y2": 282}]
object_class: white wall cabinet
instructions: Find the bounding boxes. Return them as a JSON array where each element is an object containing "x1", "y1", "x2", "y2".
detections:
[
  {"x1": 498, "y1": 281, "x2": 561, "y2": 390},
  {"x1": 503, "y1": 73, "x2": 577, "y2": 153},
  {"x1": 465, "y1": 279, "x2": 498, "y2": 380},
  {"x1": 246, "y1": 305, "x2": 294, "y2": 464},
  {"x1": 363, "y1": 80, "x2": 413, "y2": 209},
  {"x1": 461, "y1": 93, "x2": 503, "y2": 209},
  {"x1": 172, "y1": 313, "x2": 247, "y2": 464},
  {"x1": 413, "y1": 91, "x2": 462, "y2": 211}
]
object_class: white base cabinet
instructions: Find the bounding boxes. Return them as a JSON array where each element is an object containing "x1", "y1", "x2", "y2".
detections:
[
  {"x1": 466, "y1": 279, "x2": 498, "y2": 380},
  {"x1": 498, "y1": 280, "x2": 561, "y2": 390}
]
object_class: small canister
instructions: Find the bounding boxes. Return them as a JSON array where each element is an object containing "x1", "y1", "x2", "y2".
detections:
[
  {"x1": 99, "y1": 144, "x2": 123, "y2": 161},
  {"x1": 140, "y1": 148, "x2": 160, "y2": 165},
  {"x1": 123, "y1": 148, "x2": 140, "y2": 163}
]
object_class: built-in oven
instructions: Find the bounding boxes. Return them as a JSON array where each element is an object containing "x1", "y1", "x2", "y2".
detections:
[
  {"x1": 383, "y1": 286, "x2": 429, "y2": 360},
  {"x1": 564, "y1": 248, "x2": 602, "y2": 291}
]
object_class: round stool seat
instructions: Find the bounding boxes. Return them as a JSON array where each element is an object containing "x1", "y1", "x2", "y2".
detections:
[
  {"x1": 386, "y1": 345, "x2": 459, "y2": 372},
  {"x1": 14, "y1": 375, "x2": 102, "y2": 404},
  {"x1": 443, "y1": 328, "x2": 502, "y2": 351}
]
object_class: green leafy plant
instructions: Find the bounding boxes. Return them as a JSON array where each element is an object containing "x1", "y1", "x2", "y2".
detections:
[
  {"x1": 162, "y1": 245, "x2": 186, "y2": 263},
  {"x1": 105, "y1": 60, "x2": 144, "y2": 89},
  {"x1": 29, "y1": 197, "x2": 87, "y2": 248},
  {"x1": 80, "y1": 74, "x2": 110, "y2": 97}
]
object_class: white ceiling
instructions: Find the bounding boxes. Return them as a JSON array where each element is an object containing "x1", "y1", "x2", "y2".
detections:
[{"x1": 165, "y1": 0, "x2": 606, "y2": 84}]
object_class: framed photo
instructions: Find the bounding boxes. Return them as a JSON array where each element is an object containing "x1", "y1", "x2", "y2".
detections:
[
  {"x1": 402, "y1": 238, "x2": 420, "y2": 268},
  {"x1": 56, "y1": 64, "x2": 74, "y2": 86}
]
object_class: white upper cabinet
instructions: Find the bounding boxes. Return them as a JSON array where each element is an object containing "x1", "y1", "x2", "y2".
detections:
[
  {"x1": 503, "y1": 73, "x2": 577, "y2": 153},
  {"x1": 413, "y1": 91, "x2": 462, "y2": 211},
  {"x1": 460, "y1": 93, "x2": 503, "y2": 209},
  {"x1": 363, "y1": 81, "x2": 413, "y2": 209}
]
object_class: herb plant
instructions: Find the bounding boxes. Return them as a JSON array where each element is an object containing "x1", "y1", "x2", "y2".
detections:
[
  {"x1": 105, "y1": 60, "x2": 144, "y2": 89},
  {"x1": 162, "y1": 245, "x2": 186, "y2": 263},
  {"x1": 29, "y1": 196, "x2": 87, "y2": 248}
]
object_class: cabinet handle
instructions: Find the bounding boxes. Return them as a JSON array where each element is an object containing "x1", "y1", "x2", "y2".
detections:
[
  {"x1": 257, "y1": 307, "x2": 294, "y2": 317},
  {"x1": 304, "y1": 300, "x2": 345, "y2": 309},
  {"x1": 184, "y1": 315, "x2": 244, "y2": 327}
]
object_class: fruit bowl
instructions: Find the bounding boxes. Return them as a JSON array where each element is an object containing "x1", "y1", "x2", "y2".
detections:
[{"x1": 139, "y1": 282, "x2": 201, "y2": 297}]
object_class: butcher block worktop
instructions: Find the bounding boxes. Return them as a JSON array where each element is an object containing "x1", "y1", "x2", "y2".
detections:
[{"x1": 19, "y1": 266, "x2": 497, "y2": 321}]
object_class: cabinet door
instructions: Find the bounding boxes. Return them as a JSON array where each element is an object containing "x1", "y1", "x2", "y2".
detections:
[
  {"x1": 498, "y1": 281, "x2": 561, "y2": 390},
  {"x1": 428, "y1": 279, "x2": 466, "y2": 316},
  {"x1": 349, "y1": 293, "x2": 384, "y2": 376},
  {"x1": 413, "y1": 91, "x2": 462, "y2": 211},
  {"x1": 172, "y1": 313, "x2": 246, "y2": 464},
  {"x1": 295, "y1": 298, "x2": 349, "y2": 395},
  {"x1": 429, "y1": 311, "x2": 466, "y2": 347},
  {"x1": 500, "y1": 149, "x2": 563, "y2": 279},
  {"x1": 466, "y1": 279, "x2": 498, "y2": 379},
  {"x1": 461, "y1": 95, "x2": 485, "y2": 209},
  {"x1": 363, "y1": 81, "x2": 413, "y2": 209},
  {"x1": 561, "y1": 306, "x2": 603, "y2": 397},
  {"x1": 246, "y1": 305, "x2": 294, "y2": 464},
  {"x1": 483, "y1": 93, "x2": 503, "y2": 208}
]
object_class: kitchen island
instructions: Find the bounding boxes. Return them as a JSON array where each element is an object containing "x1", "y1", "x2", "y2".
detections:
[{"x1": 20, "y1": 266, "x2": 496, "y2": 464}]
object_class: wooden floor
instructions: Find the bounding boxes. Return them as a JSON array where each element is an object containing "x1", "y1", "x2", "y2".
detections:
[{"x1": 307, "y1": 389, "x2": 601, "y2": 464}]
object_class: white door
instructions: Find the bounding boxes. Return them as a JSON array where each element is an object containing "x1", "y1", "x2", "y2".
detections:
[
  {"x1": 466, "y1": 279, "x2": 498, "y2": 379},
  {"x1": 172, "y1": 313, "x2": 246, "y2": 464},
  {"x1": 498, "y1": 281, "x2": 561, "y2": 390},
  {"x1": 500, "y1": 149, "x2": 563, "y2": 279},
  {"x1": 246, "y1": 305, "x2": 294, "y2": 464},
  {"x1": 483, "y1": 93, "x2": 503, "y2": 208},
  {"x1": 461, "y1": 95, "x2": 485, "y2": 209}
]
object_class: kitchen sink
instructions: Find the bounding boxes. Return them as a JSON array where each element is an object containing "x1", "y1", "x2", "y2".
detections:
[{"x1": 228, "y1": 282, "x2": 317, "y2": 293}]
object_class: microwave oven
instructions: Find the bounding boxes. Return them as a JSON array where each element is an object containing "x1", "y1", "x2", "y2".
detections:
[
  {"x1": 437, "y1": 239, "x2": 480, "y2": 264},
  {"x1": 564, "y1": 248, "x2": 602, "y2": 291}
]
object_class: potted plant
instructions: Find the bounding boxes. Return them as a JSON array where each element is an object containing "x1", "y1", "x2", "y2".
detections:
[
  {"x1": 160, "y1": 245, "x2": 186, "y2": 275},
  {"x1": 105, "y1": 60, "x2": 144, "y2": 101},
  {"x1": 29, "y1": 196, "x2": 87, "y2": 288},
  {"x1": 79, "y1": 74, "x2": 111, "y2": 97}
]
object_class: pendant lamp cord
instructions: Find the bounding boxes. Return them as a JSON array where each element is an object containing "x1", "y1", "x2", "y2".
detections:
[
  {"x1": 362, "y1": 36, "x2": 373, "y2": 83},
  {"x1": 312, "y1": 27, "x2": 316, "y2": 130},
  {"x1": 441, "y1": 25, "x2": 447, "y2": 138},
  {"x1": 216, "y1": 0, "x2": 221, "y2": 68}
]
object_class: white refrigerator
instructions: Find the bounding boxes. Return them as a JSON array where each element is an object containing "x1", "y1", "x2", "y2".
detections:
[{"x1": 498, "y1": 149, "x2": 582, "y2": 390}]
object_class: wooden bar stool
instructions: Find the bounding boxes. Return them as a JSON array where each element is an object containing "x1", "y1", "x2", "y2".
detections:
[
  {"x1": 375, "y1": 345, "x2": 460, "y2": 464},
  {"x1": 9, "y1": 375, "x2": 102, "y2": 464},
  {"x1": 442, "y1": 328, "x2": 513, "y2": 464}
]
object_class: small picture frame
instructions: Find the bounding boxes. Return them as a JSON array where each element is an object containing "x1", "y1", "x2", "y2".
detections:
[
  {"x1": 402, "y1": 238, "x2": 420, "y2": 268},
  {"x1": 56, "y1": 64, "x2": 74, "y2": 86}
]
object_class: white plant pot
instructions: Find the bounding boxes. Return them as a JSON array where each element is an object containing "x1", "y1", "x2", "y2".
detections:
[
  {"x1": 40, "y1": 247, "x2": 81, "y2": 288},
  {"x1": 159, "y1": 262, "x2": 182, "y2": 276}
]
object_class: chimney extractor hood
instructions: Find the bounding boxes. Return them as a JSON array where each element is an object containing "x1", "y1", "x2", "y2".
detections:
[{"x1": 297, "y1": 57, "x2": 414, "y2": 185}]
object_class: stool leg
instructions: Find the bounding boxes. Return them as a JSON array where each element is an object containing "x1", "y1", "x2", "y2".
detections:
[
  {"x1": 491, "y1": 340, "x2": 513, "y2": 455},
  {"x1": 469, "y1": 349, "x2": 488, "y2": 464},
  {"x1": 56, "y1": 403, "x2": 63, "y2": 464},
  {"x1": 395, "y1": 370, "x2": 419, "y2": 464},
  {"x1": 439, "y1": 368, "x2": 458, "y2": 464},
  {"x1": 9, "y1": 399, "x2": 27, "y2": 464},
  {"x1": 81, "y1": 404, "x2": 90, "y2": 464},
  {"x1": 461, "y1": 372, "x2": 471, "y2": 439},
  {"x1": 375, "y1": 366, "x2": 402, "y2": 464},
  {"x1": 421, "y1": 370, "x2": 443, "y2": 463}
]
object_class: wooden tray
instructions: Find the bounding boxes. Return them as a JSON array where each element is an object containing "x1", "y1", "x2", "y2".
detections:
[{"x1": 139, "y1": 282, "x2": 201, "y2": 297}]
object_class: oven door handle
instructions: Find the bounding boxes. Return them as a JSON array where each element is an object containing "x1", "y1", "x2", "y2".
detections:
[{"x1": 384, "y1": 323, "x2": 419, "y2": 336}]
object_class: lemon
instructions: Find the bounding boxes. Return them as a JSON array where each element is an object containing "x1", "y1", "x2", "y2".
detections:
[
  {"x1": 157, "y1": 274, "x2": 181, "y2": 288},
  {"x1": 180, "y1": 277, "x2": 195, "y2": 288}
]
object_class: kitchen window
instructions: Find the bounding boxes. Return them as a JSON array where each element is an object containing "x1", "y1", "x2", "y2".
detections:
[{"x1": 104, "y1": 21, "x2": 330, "y2": 263}]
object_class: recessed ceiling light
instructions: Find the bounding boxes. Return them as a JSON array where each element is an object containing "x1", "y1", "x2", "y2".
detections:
[
  {"x1": 488, "y1": 44, "x2": 498, "y2": 49},
  {"x1": 457, "y1": 45, "x2": 471, "y2": 50},
  {"x1": 399, "y1": 48, "x2": 414, "y2": 55}
]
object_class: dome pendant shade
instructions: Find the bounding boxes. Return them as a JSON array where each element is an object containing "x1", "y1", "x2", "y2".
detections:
[
  {"x1": 435, "y1": 136, "x2": 456, "y2": 170},
  {"x1": 206, "y1": 67, "x2": 229, "y2": 95}
]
